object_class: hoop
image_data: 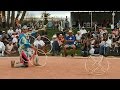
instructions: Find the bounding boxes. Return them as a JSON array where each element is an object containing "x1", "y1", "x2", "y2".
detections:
[
  {"x1": 29, "y1": 35, "x2": 53, "y2": 54},
  {"x1": 85, "y1": 54, "x2": 110, "y2": 75},
  {"x1": 28, "y1": 49, "x2": 47, "y2": 67},
  {"x1": 18, "y1": 33, "x2": 52, "y2": 67}
]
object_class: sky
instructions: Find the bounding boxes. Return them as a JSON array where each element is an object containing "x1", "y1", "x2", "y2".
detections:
[
  {"x1": 27, "y1": 11, "x2": 118, "y2": 18},
  {"x1": 26, "y1": 11, "x2": 71, "y2": 18}
]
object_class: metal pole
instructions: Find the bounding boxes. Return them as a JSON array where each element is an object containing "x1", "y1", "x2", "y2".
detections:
[
  {"x1": 112, "y1": 11, "x2": 115, "y2": 29},
  {"x1": 91, "y1": 12, "x2": 92, "y2": 28},
  {"x1": 95, "y1": 24, "x2": 97, "y2": 31}
]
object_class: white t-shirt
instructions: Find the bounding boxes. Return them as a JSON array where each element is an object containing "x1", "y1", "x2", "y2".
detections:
[
  {"x1": 105, "y1": 39, "x2": 112, "y2": 47},
  {"x1": 11, "y1": 35, "x2": 18, "y2": 43},
  {"x1": 0, "y1": 41, "x2": 5, "y2": 49},
  {"x1": 16, "y1": 29, "x2": 21, "y2": 35},
  {"x1": 89, "y1": 48, "x2": 95, "y2": 55},
  {"x1": 75, "y1": 34, "x2": 81, "y2": 41},
  {"x1": 34, "y1": 40, "x2": 45, "y2": 47},
  {"x1": 12, "y1": 37, "x2": 18, "y2": 43},
  {"x1": 7, "y1": 29, "x2": 14, "y2": 36},
  {"x1": 79, "y1": 29, "x2": 87, "y2": 35}
]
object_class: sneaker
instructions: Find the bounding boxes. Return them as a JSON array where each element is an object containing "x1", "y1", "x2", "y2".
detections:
[{"x1": 11, "y1": 61, "x2": 15, "y2": 68}]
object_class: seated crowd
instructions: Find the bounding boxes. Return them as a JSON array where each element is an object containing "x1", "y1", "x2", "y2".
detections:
[
  {"x1": 0, "y1": 24, "x2": 120, "y2": 57},
  {"x1": 50, "y1": 26, "x2": 120, "y2": 57}
]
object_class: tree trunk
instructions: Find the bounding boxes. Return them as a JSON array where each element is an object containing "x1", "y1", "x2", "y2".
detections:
[
  {"x1": 11, "y1": 11, "x2": 15, "y2": 28},
  {"x1": 2, "y1": 11, "x2": 5, "y2": 17},
  {"x1": 15, "y1": 11, "x2": 21, "y2": 20},
  {"x1": 7, "y1": 11, "x2": 10, "y2": 28},
  {"x1": 20, "y1": 11, "x2": 26, "y2": 24}
]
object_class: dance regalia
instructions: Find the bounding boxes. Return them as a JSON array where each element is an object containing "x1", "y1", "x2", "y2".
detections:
[{"x1": 19, "y1": 32, "x2": 36, "y2": 63}]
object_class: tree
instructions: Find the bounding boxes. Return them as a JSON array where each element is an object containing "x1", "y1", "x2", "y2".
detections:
[
  {"x1": 7, "y1": 11, "x2": 10, "y2": 28},
  {"x1": 11, "y1": 11, "x2": 15, "y2": 28},
  {"x1": 15, "y1": 11, "x2": 21, "y2": 20},
  {"x1": 20, "y1": 11, "x2": 27, "y2": 24},
  {"x1": 41, "y1": 11, "x2": 50, "y2": 25}
]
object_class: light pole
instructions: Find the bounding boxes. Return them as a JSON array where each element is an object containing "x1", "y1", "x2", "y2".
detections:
[{"x1": 112, "y1": 11, "x2": 115, "y2": 29}]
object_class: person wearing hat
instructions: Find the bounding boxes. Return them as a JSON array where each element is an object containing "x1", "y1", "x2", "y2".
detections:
[
  {"x1": 11, "y1": 25, "x2": 40, "y2": 68},
  {"x1": 64, "y1": 30, "x2": 76, "y2": 57}
]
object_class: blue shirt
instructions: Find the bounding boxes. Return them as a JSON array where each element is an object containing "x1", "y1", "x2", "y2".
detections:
[
  {"x1": 65, "y1": 35, "x2": 75, "y2": 45},
  {"x1": 19, "y1": 33, "x2": 31, "y2": 49}
]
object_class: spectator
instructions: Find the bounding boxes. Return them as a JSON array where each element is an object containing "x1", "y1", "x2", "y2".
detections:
[
  {"x1": 102, "y1": 27, "x2": 108, "y2": 33},
  {"x1": 12, "y1": 42, "x2": 18, "y2": 54},
  {"x1": 0, "y1": 38, "x2": 5, "y2": 56},
  {"x1": 99, "y1": 37, "x2": 109, "y2": 56},
  {"x1": 112, "y1": 37, "x2": 119, "y2": 56},
  {"x1": 34, "y1": 35, "x2": 45, "y2": 49},
  {"x1": 79, "y1": 26, "x2": 87, "y2": 35},
  {"x1": 81, "y1": 39, "x2": 90, "y2": 57},
  {"x1": 51, "y1": 34, "x2": 60, "y2": 56},
  {"x1": 93, "y1": 39, "x2": 100, "y2": 54},
  {"x1": 57, "y1": 34, "x2": 65, "y2": 46},
  {"x1": 64, "y1": 30, "x2": 76, "y2": 57},
  {"x1": 11, "y1": 32, "x2": 18, "y2": 44},
  {"x1": 57, "y1": 34, "x2": 65, "y2": 54},
  {"x1": 5, "y1": 41, "x2": 16, "y2": 55},
  {"x1": 1, "y1": 31, "x2": 9, "y2": 45},
  {"x1": 7, "y1": 27, "x2": 14, "y2": 39},
  {"x1": 89, "y1": 45, "x2": 95, "y2": 55},
  {"x1": 75, "y1": 31, "x2": 82, "y2": 48},
  {"x1": 15, "y1": 26, "x2": 21, "y2": 35}
]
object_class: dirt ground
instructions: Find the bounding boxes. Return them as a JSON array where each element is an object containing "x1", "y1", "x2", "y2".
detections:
[{"x1": 0, "y1": 56, "x2": 120, "y2": 79}]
